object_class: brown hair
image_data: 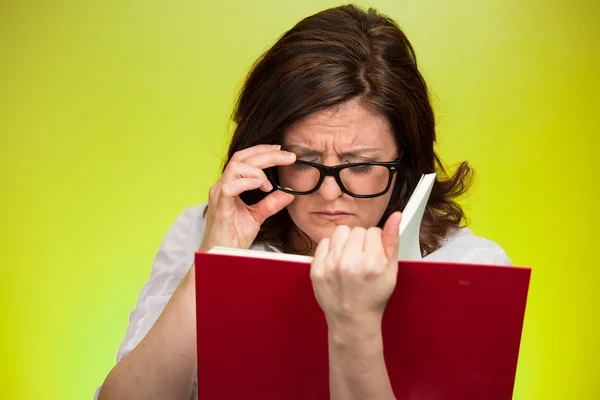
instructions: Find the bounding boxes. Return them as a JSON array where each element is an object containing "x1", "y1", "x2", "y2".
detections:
[{"x1": 214, "y1": 4, "x2": 473, "y2": 256}]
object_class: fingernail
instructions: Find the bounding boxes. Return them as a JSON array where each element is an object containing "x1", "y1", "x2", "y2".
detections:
[
  {"x1": 265, "y1": 180, "x2": 273, "y2": 191},
  {"x1": 271, "y1": 144, "x2": 281, "y2": 150},
  {"x1": 284, "y1": 152, "x2": 295, "y2": 159}
]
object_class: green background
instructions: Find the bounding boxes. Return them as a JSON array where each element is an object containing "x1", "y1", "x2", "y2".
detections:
[{"x1": 1, "y1": 0, "x2": 598, "y2": 399}]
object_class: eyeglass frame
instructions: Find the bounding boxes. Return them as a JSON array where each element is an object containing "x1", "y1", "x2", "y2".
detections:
[{"x1": 268, "y1": 151, "x2": 404, "y2": 199}]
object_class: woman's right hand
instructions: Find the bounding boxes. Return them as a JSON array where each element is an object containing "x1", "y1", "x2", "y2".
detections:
[{"x1": 199, "y1": 144, "x2": 296, "y2": 252}]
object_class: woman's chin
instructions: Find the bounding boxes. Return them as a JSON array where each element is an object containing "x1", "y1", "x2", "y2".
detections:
[
  {"x1": 295, "y1": 220, "x2": 365, "y2": 249},
  {"x1": 305, "y1": 227, "x2": 338, "y2": 244}
]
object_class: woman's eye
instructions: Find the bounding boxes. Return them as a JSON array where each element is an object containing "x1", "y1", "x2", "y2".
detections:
[
  {"x1": 291, "y1": 163, "x2": 312, "y2": 171},
  {"x1": 349, "y1": 165, "x2": 374, "y2": 175}
]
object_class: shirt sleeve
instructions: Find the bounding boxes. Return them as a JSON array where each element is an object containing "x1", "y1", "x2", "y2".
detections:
[
  {"x1": 116, "y1": 204, "x2": 206, "y2": 362},
  {"x1": 460, "y1": 240, "x2": 512, "y2": 266},
  {"x1": 94, "y1": 204, "x2": 207, "y2": 399},
  {"x1": 423, "y1": 227, "x2": 513, "y2": 266}
]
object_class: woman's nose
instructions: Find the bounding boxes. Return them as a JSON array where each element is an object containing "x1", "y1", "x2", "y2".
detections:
[{"x1": 317, "y1": 175, "x2": 343, "y2": 200}]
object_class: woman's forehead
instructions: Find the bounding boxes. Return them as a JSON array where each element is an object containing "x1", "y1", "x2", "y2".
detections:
[{"x1": 282, "y1": 101, "x2": 394, "y2": 150}]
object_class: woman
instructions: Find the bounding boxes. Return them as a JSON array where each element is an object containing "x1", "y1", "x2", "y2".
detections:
[{"x1": 96, "y1": 4, "x2": 510, "y2": 400}]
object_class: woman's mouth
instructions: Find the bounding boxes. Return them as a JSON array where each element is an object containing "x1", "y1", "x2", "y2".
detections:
[{"x1": 312, "y1": 211, "x2": 352, "y2": 221}]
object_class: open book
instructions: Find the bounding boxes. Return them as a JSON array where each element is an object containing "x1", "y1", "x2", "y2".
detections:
[
  {"x1": 208, "y1": 172, "x2": 437, "y2": 261},
  {"x1": 194, "y1": 188, "x2": 531, "y2": 400}
]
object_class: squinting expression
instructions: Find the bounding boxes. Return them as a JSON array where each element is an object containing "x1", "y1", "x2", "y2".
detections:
[{"x1": 280, "y1": 99, "x2": 399, "y2": 253}]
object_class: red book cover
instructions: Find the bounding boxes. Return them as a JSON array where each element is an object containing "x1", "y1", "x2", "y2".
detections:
[{"x1": 195, "y1": 251, "x2": 530, "y2": 400}]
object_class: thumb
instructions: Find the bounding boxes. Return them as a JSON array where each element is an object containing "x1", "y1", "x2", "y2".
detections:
[
  {"x1": 382, "y1": 211, "x2": 402, "y2": 263},
  {"x1": 249, "y1": 190, "x2": 295, "y2": 224}
]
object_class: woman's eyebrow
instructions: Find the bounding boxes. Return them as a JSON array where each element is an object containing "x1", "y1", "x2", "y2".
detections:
[{"x1": 283, "y1": 144, "x2": 382, "y2": 158}]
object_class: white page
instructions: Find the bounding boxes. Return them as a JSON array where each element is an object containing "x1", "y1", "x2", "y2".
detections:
[
  {"x1": 208, "y1": 246, "x2": 313, "y2": 263},
  {"x1": 398, "y1": 173, "x2": 436, "y2": 260}
]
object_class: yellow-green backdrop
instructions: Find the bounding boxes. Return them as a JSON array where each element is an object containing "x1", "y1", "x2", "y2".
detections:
[{"x1": 1, "y1": 0, "x2": 598, "y2": 399}]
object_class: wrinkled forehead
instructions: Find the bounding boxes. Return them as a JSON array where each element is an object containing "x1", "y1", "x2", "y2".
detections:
[{"x1": 281, "y1": 100, "x2": 396, "y2": 155}]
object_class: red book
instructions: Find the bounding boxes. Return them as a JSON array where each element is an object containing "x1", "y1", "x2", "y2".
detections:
[{"x1": 194, "y1": 249, "x2": 530, "y2": 400}]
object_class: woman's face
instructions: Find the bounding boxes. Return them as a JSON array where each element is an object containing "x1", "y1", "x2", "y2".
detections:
[{"x1": 280, "y1": 99, "x2": 399, "y2": 251}]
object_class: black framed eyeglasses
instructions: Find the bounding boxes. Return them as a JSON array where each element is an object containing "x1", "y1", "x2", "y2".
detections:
[{"x1": 267, "y1": 153, "x2": 403, "y2": 199}]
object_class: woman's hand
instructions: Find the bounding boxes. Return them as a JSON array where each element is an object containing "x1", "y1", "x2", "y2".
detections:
[
  {"x1": 310, "y1": 212, "x2": 402, "y2": 331},
  {"x1": 199, "y1": 144, "x2": 296, "y2": 252},
  {"x1": 310, "y1": 212, "x2": 402, "y2": 400}
]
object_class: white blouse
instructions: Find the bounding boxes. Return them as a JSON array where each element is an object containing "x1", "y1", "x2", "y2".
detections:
[{"x1": 94, "y1": 202, "x2": 511, "y2": 399}]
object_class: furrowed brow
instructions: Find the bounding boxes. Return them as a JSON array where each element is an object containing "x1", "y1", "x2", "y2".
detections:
[
  {"x1": 339, "y1": 148, "x2": 381, "y2": 159},
  {"x1": 284, "y1": 144, "x2": 382, "y2": 158},
  {"x1": 283, "y1": 144, "x2": 320, "y2": 157}
]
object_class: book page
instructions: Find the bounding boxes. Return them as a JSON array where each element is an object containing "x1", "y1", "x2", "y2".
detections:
[
  {"x1": 398, "y1": 173, "x2": 436, "y2": 260},
  {"x1": 208, "y1": 246, "x2": 313, "y2": 263}
]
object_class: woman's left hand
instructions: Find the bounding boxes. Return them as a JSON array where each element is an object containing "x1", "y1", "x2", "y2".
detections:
[{"x1": 310, "y1": 212, "x2": 403, "y2": 331}]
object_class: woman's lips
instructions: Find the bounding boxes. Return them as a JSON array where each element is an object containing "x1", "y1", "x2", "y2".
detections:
[{"x1": 313, "y1": 211, "x2": 352, "y2": 221}]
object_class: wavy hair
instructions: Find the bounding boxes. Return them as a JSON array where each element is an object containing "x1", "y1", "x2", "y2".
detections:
[{"x1": 214, "y1": 4, "x2": 473, "y2": 256}]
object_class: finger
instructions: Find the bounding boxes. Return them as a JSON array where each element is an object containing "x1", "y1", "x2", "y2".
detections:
[
  {"x1": 223, "y1": 162, "x2": 273, "y2": 192},
  {"x1": 248, "y1": 190, "x2": 295, "y2": 224},
  {"x1": 241, "y1": 149, "x2": 296, "y2": 169},
  {"x1": 220, "y1": 178, "x2": 264, "y2": 198},
  {"x1": 364, "y1": 227, "x2": 387, "y2": 275},
  {"x1": 340, "y1": 227, "x2": 366, "y2": 273},
  {"x1": 230, "y1": 144, "x2": 281, "y2": 162},
  {"x1": 382, "y1": 211, "x2": 402, "y2": 263},
  {"x1": 314, "y1": 237, "x2": 330, "y2": 261},
  {"x1": 326, "y1": 225, "x2": 351, "y2": 273},
  {"x1": 310, "y1": 238, "x2": 330, "y2": 281}
]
